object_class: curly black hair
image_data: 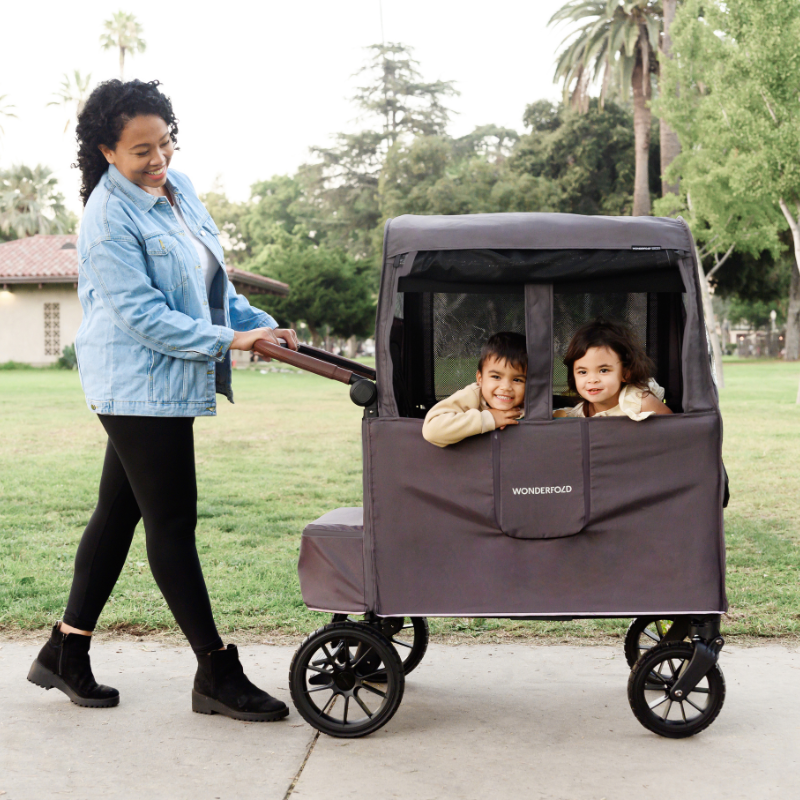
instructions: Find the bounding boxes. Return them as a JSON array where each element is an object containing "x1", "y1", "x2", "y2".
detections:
[{"x1": 75, "y1": 79, "x2": 179, "y2": 206}]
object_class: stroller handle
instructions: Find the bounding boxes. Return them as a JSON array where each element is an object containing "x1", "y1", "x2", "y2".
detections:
[{"x1": 251, "y1": 340, "x2": 375, "y2": 385}]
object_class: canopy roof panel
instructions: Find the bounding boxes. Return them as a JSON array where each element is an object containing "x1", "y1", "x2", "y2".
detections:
[{"x1": 385, "y1": 213, "x2": 693, "y2": 259}]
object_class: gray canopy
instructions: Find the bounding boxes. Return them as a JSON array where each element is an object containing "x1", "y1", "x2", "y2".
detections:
[{"x1": 299, "y1": 213, "x2": 727, "y2": 619}]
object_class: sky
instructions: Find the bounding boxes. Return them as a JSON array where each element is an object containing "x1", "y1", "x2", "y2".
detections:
[{"x1": 0, "y1": 0, "x2": 571, "y2": 215}]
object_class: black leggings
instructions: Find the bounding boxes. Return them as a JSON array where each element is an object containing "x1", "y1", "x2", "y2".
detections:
[{"x1": 64, "y1": 415, "x2": 224, "y2": 655}]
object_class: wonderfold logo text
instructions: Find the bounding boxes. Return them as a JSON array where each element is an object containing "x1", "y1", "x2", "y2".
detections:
[{"x1": 511, "y1": 486, "x2": 573, "y2": 495}]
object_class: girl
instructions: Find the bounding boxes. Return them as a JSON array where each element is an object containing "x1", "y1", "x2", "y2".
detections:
[{"x1": 556, "y1": 319, "x2": 672, "y2": 420}]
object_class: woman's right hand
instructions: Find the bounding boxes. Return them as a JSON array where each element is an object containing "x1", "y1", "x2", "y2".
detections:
[{"x1": 230, "y1": 327, "x2": 298, "y2": 358}]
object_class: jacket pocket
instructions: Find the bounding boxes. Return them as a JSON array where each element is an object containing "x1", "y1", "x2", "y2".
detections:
[
  {"x1": 145, "y1": 234, "x2": 185, "y2": 293},
  {"x1": 148, "y1": 349, "x2": 189, "y2": 403},
  {"x1": 493, "y1": 420, "x2": 589, "y2": 539}
]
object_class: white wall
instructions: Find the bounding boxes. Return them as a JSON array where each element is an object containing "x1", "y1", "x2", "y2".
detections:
[{"x1": 0, "y1": 284, "x2": 82, "y2": 365}]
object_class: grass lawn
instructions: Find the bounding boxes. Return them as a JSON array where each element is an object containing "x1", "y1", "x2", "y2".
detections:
[{"x1": 1, "y1": 360, "x2": 798, "y2": 643}]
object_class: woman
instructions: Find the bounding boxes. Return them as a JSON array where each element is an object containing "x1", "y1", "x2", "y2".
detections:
[{"x1": 27, "y1": 79, "x2": 292, "y2": 722}]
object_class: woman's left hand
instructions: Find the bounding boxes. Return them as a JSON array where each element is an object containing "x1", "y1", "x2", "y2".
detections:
[{"x1": 271, "y1": 328, "x2": 299, "y2": 351}]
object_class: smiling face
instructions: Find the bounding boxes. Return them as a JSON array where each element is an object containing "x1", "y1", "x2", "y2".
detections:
[
  {"x1": 573, "y1": 345, "x2": 627, "y2": 413},
  {"x1": 476, "y1": 356, "x2": 526, "y2": 411},
  {"x1": 98, "y1": 114, "x2": 174, "y2": 196}
]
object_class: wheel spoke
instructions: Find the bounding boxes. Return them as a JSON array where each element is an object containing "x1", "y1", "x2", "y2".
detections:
[
  {"x1": 662, "y1": 699, "x2": 673, "y2": 720},
  {"x1": 644, "y1": 682, "x2": 667, "y2": 692},
  {"x1": 306, "y1": 664, "x2": 332, "y2": 675},
  {"x1": 647, "y1": 669, "x2": 668, "y2": 685},
  {"x1": 354, "y1": 693, "x2": 374, "y2": 718},
  {"x1": 680, "y1": 701, "x2": 688, "y2": 723},
  {"x1": 342, "y1": 696, "x2": 349, "y2": 724},
  {"x1": 690, "y1": 686, "x2": 710, "y2": 694},
  {"x1": 390, "y1": 637, "x2": 413, "y2": 649},
  {"x1": 685, "y1": 696, "x2": 706, "y2": 713},
  {"x1": 648, "y1": 693, "x2": 670, "y2": 711},
  {"x1": 321, "y1": 694, "x2": 337, "y2": 714},
  {"x1": 642, "y1": 629, "x2": 660, "y2": 643},
  {"x1": 655, "y1": 620, "x2": 666, "y2": 638},
  {"x1": 352, "y1": 645, "x2": 375, "y2": 669},
  {"x1": 401, "y1": 624, "x2": 414, "y2": 630},
  {"x1": 321, "y1": 644, "x2": 335, "y2": 661},
  {"x1": 359, "y1": 670, "x2": 387, "y2": 681},
  {"x1": 361, "y1": 682, "x2": 387, "y2": 698},
  {"x1": 307, "y1": 684, "x2": 334, "y2": 693}
]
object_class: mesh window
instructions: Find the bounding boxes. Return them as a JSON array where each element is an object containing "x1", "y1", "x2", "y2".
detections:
[
  {"x1": 433, "y1": 293, "x2": 525, "y2": 400},
  {"x1": 553, "y1": 293, "x2": 648, "y2": 396}
]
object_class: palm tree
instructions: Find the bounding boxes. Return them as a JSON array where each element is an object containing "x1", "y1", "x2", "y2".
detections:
[
  {"x1": 550, "y1": 1, "x2": 663, "y2": 216},
  {"x1": 100, "y1": 11, "x2": 146, "y2": 80},
  {"x1": 47, "y1": 71, "x2": 93, "y2": 133},
  {"x1": 0, "y1": 94, "x2": 17, "y2": 139},
  {"x1": 660, "y1": 0, "x2": 681, "y2": 196},
  {"x1": 0, "y1": 165, "x2": 74, "y2": 240}
]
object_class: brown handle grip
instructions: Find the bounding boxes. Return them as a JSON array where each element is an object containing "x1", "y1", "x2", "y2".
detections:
[{"x1": 252, "y1": 340, "x2": 354, "y2": 384}]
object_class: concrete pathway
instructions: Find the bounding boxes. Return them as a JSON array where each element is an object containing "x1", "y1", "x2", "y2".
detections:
[{"x1": 1, "y1": 639, "x2": 798, "y2": 800}]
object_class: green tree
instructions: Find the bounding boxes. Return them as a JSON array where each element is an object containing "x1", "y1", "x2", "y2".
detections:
[
  {"x1": 510, "y1": 99, "x2": 638, "y2": 216},
  {"x1": 47, "y1": 70, "x2": 93, "y2": 133},
  {"x1": 100, "y1": 11, "x2": 146, "y2": 80},
  {"x1": 657, "y1": 0, "x2": 800, "y2": 385},
  {"x1": 549, "y1": 0, "x2": 663, "y2": 216},
  {"x1": 659, "y1": 0, "x2": 681, "y2": 195},
  {"x1": 304, "y1": 43, "x2": 457, "y2": 261},
  {"x1": 250, "y1": 244, "x2": 375, "y2": 347},
  {"x1": 0, "y1": 165, "x2": 75, "y2": 240}
]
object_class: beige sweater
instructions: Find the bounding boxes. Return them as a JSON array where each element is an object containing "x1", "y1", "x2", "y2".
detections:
[
  {"x1": 422, "y1": 383, "x2": 497, "y2": 447},
  {"x1": 554, "y1": 379, "x2": 666, "y2": 421}
]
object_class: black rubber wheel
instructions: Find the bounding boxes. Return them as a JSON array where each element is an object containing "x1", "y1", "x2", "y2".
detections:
[
  {"x1": 332, "y1": 615, "x2": 429, "y2": 677},
  {"x1": 628, "y1": 641, "x2": 726, "y2": 738},
  {"x1": 624, "y1": 617, "x2": 686, "y2": 668},
  {"x1": 289, "y1": 621, "x2": 404, "y2": 738}
]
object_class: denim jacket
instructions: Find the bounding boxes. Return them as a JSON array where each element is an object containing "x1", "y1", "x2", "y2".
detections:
[{"x1": 75, "y1": 165, "x2": 277, "y2": 416}]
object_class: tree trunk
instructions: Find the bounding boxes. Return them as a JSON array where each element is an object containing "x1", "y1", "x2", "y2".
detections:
[
  {"x1": 346, "y1": 335, "x2": 359, "y2": 359},
  {"x1": 119, "y1": 47, "x2": 125, "y2": 80},
  {"x1": 631, "y1": 51, "x2": 652, "y2": 216},
  {"x1": 696, "y1": 249, "x2": 725, "y2": 388},
  {"x1": 778, "y1": 200, "x2": 800, "y2": 374},
  {"x1": 307, "y1": 324, "x2": 322, "y2": 348},
  {"x1": 660, "y1": 0, "x2": 681, "y2": 196}
]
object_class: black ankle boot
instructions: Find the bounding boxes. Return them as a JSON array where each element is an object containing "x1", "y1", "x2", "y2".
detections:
[
  {"x1": 27, "y1": 624, "x2": 119, "y2": 708},
  {"x1": 192, "y1": 644, "x2": 289, "y2": 722}
]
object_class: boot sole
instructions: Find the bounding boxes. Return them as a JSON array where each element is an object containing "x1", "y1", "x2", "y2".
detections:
[
  {"x1": 27, "y1": 660, "x2": 119, "y2": 708},
  {"x1": 191, "y1": 689, "x2": 289, "y2": 721}
]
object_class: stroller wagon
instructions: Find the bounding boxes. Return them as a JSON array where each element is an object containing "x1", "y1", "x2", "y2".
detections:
[{"x1": 255, "y1": 212, "x2": 728, "y2": 739}]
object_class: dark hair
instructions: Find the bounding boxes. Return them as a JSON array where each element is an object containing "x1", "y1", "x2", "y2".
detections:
[
  {"x1": 478, "y1": 332, "x2": 527, "y2": 373},
  {"x1": 563, "y1": 318, "x2": 653, "y2": 395},
  {"x1": 75, "y1": 79, "x2": 179, "y2": 206}
]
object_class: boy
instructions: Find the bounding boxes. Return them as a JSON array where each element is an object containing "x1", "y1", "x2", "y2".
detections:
[{"x1": 422, "y1": 332, "x2": 526, "y2": 448}]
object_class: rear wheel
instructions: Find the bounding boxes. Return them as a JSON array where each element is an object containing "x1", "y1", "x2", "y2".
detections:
[
  {"x1": 624, "y1": 617, "x2": 686, "y2": 667},
  {"x1": 332, "y1": 615, "x2": 429, "y2": 677},
  {"x1": 289, "y1": 621, "x2": 404, "y2": 738},
  {"x1": 627, "y1": 641, "x2": 725, "y2": 738}
]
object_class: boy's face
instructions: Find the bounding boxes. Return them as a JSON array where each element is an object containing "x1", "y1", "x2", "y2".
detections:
[{"x1": 476, "y1": 356, "x2": 526, "y2": 411}]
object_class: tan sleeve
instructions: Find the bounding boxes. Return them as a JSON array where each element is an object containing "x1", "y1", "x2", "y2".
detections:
[{"x1": 422, "y1": 384, "x2": 496, "y2": 447}]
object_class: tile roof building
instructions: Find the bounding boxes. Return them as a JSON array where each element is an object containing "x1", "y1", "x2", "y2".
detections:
[{"x1": 0, "y1": 234, "x2": 288, "y2": 366}]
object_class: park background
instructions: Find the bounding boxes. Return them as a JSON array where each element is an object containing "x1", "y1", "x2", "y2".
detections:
[{"x1": 1, "y1": 0, "x2": 798, "y2": 642}]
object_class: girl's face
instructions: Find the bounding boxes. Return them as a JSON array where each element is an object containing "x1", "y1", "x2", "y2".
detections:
[
  {"x1": 476, "y1": 356, "x2": 526, "y2": 411},
  {"x1": 573, "y1": 346, "x2": 627, "y2": 412},
  {"x1": 98, "y1": 114, "x2": 174, "y2": 196}
]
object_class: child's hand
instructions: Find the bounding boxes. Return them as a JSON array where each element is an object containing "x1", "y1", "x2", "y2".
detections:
[{"x1": 490, "y1": 407, "x2": 523, "y2": 430}]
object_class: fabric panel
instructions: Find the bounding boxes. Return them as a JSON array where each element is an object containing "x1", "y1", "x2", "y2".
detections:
[
  {"x1": 494, "y1": 421, "x2": 586, "y2": 539},
  {"x1": 364, "y1": 415, "x2": 725, "y2": 616},
  {"x1": 386, "y1": 213, "x2": 692, "y2": 258},
  {"x1": 298, "y1": 514, "x2": 367, "y2": 613},
  {"x1": 524, "y1": 283, "x2": 553, "y2": 420}
]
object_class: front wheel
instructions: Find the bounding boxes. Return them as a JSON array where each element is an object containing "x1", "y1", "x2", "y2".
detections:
[
  {"x1": 289, "y1": 621, "x2": 404, "y2": 738},
  {"x1": 627, "y1": 641, "x2": 725, "y2": 738}
]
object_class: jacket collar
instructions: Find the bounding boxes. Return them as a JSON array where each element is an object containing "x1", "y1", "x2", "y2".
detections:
[{"x1": 105, "y1": 164, "x2": 179, "y2": 212}]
